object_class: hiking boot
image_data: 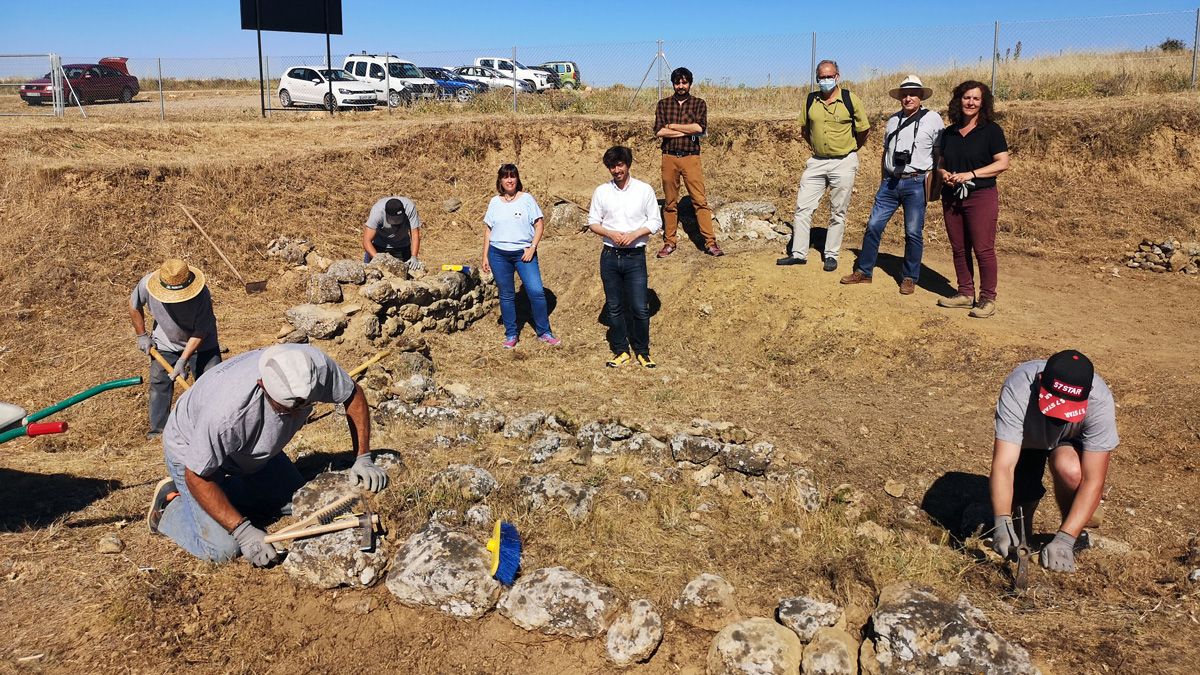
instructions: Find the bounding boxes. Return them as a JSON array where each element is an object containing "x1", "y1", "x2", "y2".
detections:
[
  {"x1": 502, "y1": 336, "x2": 519, "y2": 349},
  {"x1": 776, "y1": 256, "x2": 806, "y2": 266},
  {"x1": 656, "y1": 244, "x2": 676, "y2": 258},
  {"x1": 537, "y1": 333, "x2": 561, "y2": 346},
  {"x1": 899, "y1": 278, "x2": 916, "y2": 295},
  {"x1": 636, "y1": 353, "x2": 657, "y2": 368},
  {"x1": 705, "y1": 244, "x2": 725, "y2": 257},
  {"x1": 840, "y1": 270, "x2": 872, "y2": 285},
  {"x1": 822, "y1": 257, "x2": 838, "y2": 272},
  {"x1": 147, "y1": 477, "x2": 178, "y2": 535},
  {"x1": 937, "y1": 294, "x2": 975, "y2": 308},
  {"x1": 969, "y1": 299, "x2": 997, "y2": 318},
  {"x1": 606, "y1": 352, "x2": 632, "y2": 368}
]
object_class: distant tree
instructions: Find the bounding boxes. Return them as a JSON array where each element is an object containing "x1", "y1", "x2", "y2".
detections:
[
  {"x1": 1005, "y1": 47, "x2": 1011, "y2": 63},
  {"x1": 1160, "y1": 38, "x2": 1186, "y2": 52},
  {"x1": 1013, "y1": 41, "x2": 1023, "y2": 61}
]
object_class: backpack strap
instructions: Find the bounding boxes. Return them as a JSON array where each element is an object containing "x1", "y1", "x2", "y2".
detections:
[
  {"x1": 841, "y1": 88, "x2": 856, "y2": 130},
  {"x1": 805, "y1": 88, "x2": 858, "y2": 134}
]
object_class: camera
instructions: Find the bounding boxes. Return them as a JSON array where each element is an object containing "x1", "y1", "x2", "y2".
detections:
[{"x1": 892, "y1": 149, "x2": 912, "y2": 167}]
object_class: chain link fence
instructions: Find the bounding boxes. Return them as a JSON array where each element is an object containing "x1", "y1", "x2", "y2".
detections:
[{"x1": 2, "y1": 9, "x2": 1196, "y2": 121}]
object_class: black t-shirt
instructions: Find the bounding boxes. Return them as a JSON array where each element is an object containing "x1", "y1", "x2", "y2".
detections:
[{"x1": 940, "y1": 120, "x2": 1008, "y2": 190}]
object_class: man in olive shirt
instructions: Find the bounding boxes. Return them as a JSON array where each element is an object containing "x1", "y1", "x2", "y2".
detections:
[{"x1": 777, "y1": 59, "x2": 870, "y2": 272}]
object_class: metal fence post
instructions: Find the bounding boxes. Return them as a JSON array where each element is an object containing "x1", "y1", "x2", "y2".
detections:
[
  {"x1": 264, "y1": 55, "x2": 271, "y2": 114},
  {"x1": 810, "y1": 32, "x2": 816, "y2": 90},
  {"x1": 1192, "y1": 7, "x2": 1199, "y2": 88},
  {"x1": 385, "y1": 52, "x2": 392, "y2": 114},
  {"x1": 656, "y1": 40, "x2": 664, "y2": 101},
  {"x1": 512, "y1": 46, "x2": 518, "y2": 113},
  {"x1": 992, "y1": 21, "x2": 1000, "y2": 92},
  {"x1": 157, "y1": 57, "x2": 165, "y2": 121},
  {"x1": 50, "y1": 53, "x2": 64, "y2": 117}
]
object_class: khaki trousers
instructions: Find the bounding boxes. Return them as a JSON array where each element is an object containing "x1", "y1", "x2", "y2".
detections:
[{"x1": 661, "y1": 153, "x2": 716, "y2": 248}]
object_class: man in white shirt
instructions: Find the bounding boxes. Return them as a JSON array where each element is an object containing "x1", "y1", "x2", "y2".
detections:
[
  {"x1": 840, "y1": 75, "x2": 944, "y2": 294},
  {"x1": 586, "y1": 146, "x2": 663, "y2": 368}
]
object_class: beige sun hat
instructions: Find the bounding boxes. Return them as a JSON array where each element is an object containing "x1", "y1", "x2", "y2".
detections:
[
  {"x1": 147, "y1": 258, "x2": 206, "y2": 303},
  {"x1": 889, "y1": 74, "x2": 933, "y2": 101}
]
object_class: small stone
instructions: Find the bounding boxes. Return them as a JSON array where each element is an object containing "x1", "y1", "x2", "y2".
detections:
[
  {"x1": 802, "y1": 627, "x2": 859, "y2": 675},
  {"x1": 430, "y1": 464, "x2": 498, "y2": 502},
  {"x1": 498, "y1": 566, "x2": 621, "y2": 638},
  {"x1": 97, "y1": 534, "x2": 124, "y2": 554},
  {"x1": 691, "y1": 464, "x2": 721, "y2": 486},
  {"x1": 306, "y1": 273, "x2": 343, "y2": 304},
  {"x1": 465, "y1": 504, "x2": 493, "y2": 527},
  {"x1": 503, "y1": 411, "x2": 547, "y2": 440},
  {"x1": 442, "y1": 197, "x2": 463, "y2": 213},
  {"x1": 606, "y1": 599, "x2": 663, "y2": 666},
  {"x1": 1188, "y1": 569, "x2": 1200, "y2": 583},
  {"x1": 883, "y1": 479, "x2": 906, "y2": 498},
  {"x1": 776, "y1": 596, "x2": 843, "y2": 642},
  {"x1": 700, "y1": 304, "x2": 713, "y2": 316},
  {"x1": 855, "y1": 521, "x2": 894, "y2": 545},
  {"x1": 674, "y1": 573, "x2": 740, "y2": 631},
  {"x1": 707, "y1": 617, "x2": 802, "y2": 674},
  {"x1": 518, "y1": 473, "x2": 595, "y2": 520},
  {"x1": 527, "y1": 432, "x2": 564, "y2": 463}
]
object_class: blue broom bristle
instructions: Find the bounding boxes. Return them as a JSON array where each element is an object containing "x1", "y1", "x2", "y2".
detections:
[{"x1": 494, "y1": 521, "x2": 522, "y2": 585}]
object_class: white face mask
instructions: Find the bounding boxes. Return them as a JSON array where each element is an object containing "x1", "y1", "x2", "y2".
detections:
[{"x1": 817, "y1": 77, "x2": 837, "y2": 93}]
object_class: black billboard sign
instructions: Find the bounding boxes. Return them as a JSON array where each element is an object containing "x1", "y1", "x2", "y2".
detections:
[{"x1": 240, "y1": 0, "x2": 343, "y2": 35}]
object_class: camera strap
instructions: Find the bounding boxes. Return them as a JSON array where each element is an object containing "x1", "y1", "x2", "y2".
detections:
[{"x1": 885, "y1": 108, "x2": 928, "y2": 156}]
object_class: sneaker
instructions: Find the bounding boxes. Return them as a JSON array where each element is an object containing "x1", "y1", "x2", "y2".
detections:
[
  {"x1": 840, "y1": 270, "x2": 872, "y2": 285},
  {"x1": 145, "y1": 431, "x2": 162, "y2": 440},
  {"x1": 968, "y1": 299, "x2": 996, "y2": 318},
  {"x1": 822, "y1": 257, "x2": 838, "y2": 272},
  {"x1": 1074, "y1": 530, "x2": 1091, "y2": 553},
  {"x1": 656, "y1": 244, "x2": 676, "y2": 258},
  {"x1": 636, "y1": 353, "x2": 657, "y2": 368},
  {"x1": 606, "y1": 352, "x2": 632, "y2": 368},
  {"x1": 146, "y1": 477, "x2": 178, "y2": 534},
  {"x1": 705, "y1": 244, "x2": 725, "y2": 257},
  {"x1": 937, "y1": 294, "x2": 975, "y2": 309},
  {"x1": 776, "y1": 256, "x2": 807, "y2": 266},
  {"x1": 899, "y1": 278, "x2": 916, "y2": 295},
  {"x1": 502, "y1": 337, "x2": 519, "y2": 349},
  {"x1": 537, "y1": 333, "x2": 561, "y2": 346}
]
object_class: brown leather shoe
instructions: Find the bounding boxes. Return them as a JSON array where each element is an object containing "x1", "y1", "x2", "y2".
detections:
[
  {"x1": 839, "y1": 270, "x2": 872, "y2": 285},
  {"x1": 705, "y1": 244, "x2": 725, "y2": 257},
  {"x1": 899, "y1": 278, "x2": 915, "y2": 295},
  {"x1": 656, "y1": 244, "x2": 676, "y2": 258}
]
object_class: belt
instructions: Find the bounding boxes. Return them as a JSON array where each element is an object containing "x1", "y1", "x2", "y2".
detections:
[
  {"x1": 899, "y1": 170, "x2": 927, "y2": 178},
  {"x1": 602, "y1": 245, "x2": 646, "y2": 256},
  {"x1": 664, "y1": 150, "x2": 699, "y2": 157},
  {"x1": 813, "y1": 152, "x2": 852, "y2": 160}
]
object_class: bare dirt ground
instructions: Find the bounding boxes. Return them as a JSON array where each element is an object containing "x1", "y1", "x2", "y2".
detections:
[{"x1": 1, "y1": 93, "x2": 1199, "y2": 673}]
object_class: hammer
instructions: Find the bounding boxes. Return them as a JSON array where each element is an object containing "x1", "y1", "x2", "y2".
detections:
[{"x1": 264, "y1": 502, "x2": 379, "y2": 551}]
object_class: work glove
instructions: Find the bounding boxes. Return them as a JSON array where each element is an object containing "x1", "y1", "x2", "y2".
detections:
[
  {"x1": 232, "y1": 520, "x2": 279, "y2": 568},
  {"x1": 1040, "y1": 531, "x2": 1077, "y2": 572},
  {"x1": 136, "y1": 333, "x2": 153, "y2": 354},
  {"x1": 169, "y1": 359, "x2": 190, "y2": 382},
  {"x1": 991, "y1": 515, "x2": 1019, "y2": 560},
  {"x1": 350, "y1": 453, "x2": 388, "y2": 492},
  {"x1": 954, "y1": 179, "x2": 975, "y2": 201},
  {"x1": 405, "y1": 256, "x2": 425, "y2": 272}
]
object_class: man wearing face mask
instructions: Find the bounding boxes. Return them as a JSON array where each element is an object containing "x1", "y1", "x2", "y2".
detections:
[
  {"x1": 990, "y1": 350, "x2": 1118, "y2": 574},
  {"x1": 145, "y1": 344, "x2": 388, "y2": 567},
  {"x1": 778, "y1": 59, "x2": 870, "y2": 272},
  {"x1": 654, "y1": 67, "x2": 722, "y2": 258}
]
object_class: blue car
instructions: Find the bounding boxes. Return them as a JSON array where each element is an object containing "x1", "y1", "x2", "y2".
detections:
[{"x1": 420, "y1": 67, "x2": 484, "y2": 102}]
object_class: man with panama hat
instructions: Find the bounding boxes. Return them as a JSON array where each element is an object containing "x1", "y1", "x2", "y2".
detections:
[
  {"x1": 129, "y1": 258, "x2": 221, "y2": 439},
  {"x1": 989, "y1": 350, "x2": 1119, "y2": 573},
  {"x1": 145, "y1": 344, "x2": 389, "y2": 566},
  {"x1": 841, "y1": 75, "x2": 944, "y2": 294}
]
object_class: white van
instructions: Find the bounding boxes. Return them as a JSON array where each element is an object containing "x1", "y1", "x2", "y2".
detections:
[
  {"x1": 474, "y1": 57, "x2": 552, "y2": 92},
  {"x1": 343, "y1": 53, "x2": 439, "y2": 106}
]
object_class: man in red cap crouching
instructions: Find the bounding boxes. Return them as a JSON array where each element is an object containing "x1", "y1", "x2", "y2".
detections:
[{"x1": 989, "y1": 350, "x2": 1118, "y2": 572}]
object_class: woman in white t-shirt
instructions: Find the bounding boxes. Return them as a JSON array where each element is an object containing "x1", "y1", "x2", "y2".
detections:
[{"x1": 480, "y1": 164, "x2": 559, "y2": 348}]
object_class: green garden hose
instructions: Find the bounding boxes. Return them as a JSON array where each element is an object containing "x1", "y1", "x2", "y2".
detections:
[{"x1": 0, "y1": 376, "x2": 142, "y2": 445}]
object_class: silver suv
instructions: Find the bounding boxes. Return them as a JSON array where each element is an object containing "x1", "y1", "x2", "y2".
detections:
[{"x1": 343, "y1": 53, "x2": 439, "y2": 106}]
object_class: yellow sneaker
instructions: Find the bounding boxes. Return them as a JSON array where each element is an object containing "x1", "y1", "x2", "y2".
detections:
[
  {"x1": 606, "y1": 352, "x2": 632, "y2": 368},
  {"x1": 636, "y1": 353, "x2": 657, "y2": 368}
]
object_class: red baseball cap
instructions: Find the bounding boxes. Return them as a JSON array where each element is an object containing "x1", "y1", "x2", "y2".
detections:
[{"x1": 1038, "y1": 350, "x2": 1093, "y2": 422}]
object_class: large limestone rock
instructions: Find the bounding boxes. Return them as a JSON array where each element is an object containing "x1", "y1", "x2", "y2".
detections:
[
  {"x1": 771, "y1": 468, "x2": 821, "y2": 512},
  {"x1": 518, "y1": 473, "x2": 595, "y2": 520},
  {"x1": 670, "y1": 433, "x2": 723, "y2": 465},
  {"x1": 803, "y1": 627, "x2": 859, "y2": 675},
  {"x1": 279, "y1": 473, "x2": 388, "y2": 589},
  {"x1": 707, "y1": 617, "x2": 803, "y2": 675},
  {"x1": 366, "y1": 252, "x2": 410, "y2": 279},
  {"x1": 306, "y1": 273, "x2": 343, "y2": 304},
  {"x1": 720, "y1": 441, "x2": 773, "y2": 476},
  {"x1": 866, "y1": 582, "x2": 1039, "y2": 674},
  {"x1": 285, "y1": 304, "x2": 348, "y2": 339},
  {"x1": 503, "y1": 411, "x2": 546, "y2": 440},
  {"x1": 713, "y1": 201, "x2": 777, "y2": 233},
  {"x1": 606, "y1": 599, "x2": 663, "y2": 666},
  {"x1": 385, "y1": 521, "x2": 500, "y2": 619},
  {"x1": 498, "y1": 566, "x2": 622, "y2": 638},
  {"x1": 327, "y1": 259, "x2": 367, "y2": 284},
  {"x1": 673, "y1": 573, "x2": 740, "y2": 631},
  {"x1": 776, "y1": 596, "x2": 843, "y2": 642},
  {"x1": 431, "y1": 464, "x2": 498, "y2": 502},
  {"x1": 548, "y1": 201, "x2": 588, "y2": 232}
]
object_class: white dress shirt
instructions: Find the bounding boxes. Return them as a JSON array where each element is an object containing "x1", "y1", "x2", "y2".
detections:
[{"x1": 587, "y1": 176, "x2": 663, "y2": 248}]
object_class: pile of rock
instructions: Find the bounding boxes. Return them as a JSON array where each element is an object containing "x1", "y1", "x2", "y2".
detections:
[
  {"x1": 714, "y1": 201, "x2": 791, "y2": 244},
  {"x1": 1123, "y1": 239, "x2": 1200, "y2": 274}
]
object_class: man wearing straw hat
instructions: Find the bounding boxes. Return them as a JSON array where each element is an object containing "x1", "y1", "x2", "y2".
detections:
[
  {"x1": 129, "y1": 259, "x2": 221, "y2": 439},
  {"x1": 841, "y1": 75, "x2": 944, "y2": 294}
]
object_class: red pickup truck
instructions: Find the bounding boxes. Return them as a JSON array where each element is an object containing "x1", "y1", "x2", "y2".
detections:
[{"x1": 20, "y1": 57, "x2": 140, "y2": 105}]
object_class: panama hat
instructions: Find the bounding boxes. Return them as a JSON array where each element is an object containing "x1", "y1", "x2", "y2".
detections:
[
  {"x1": 146, "y1": 258, "x2": 206, "y2": 303},
  {"x1": 889, "y1": 75, "x2": 933, "y2": 101}
]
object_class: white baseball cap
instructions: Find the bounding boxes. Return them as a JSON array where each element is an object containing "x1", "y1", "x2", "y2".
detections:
[{"x1": 258, "y1": 345, "x2": 317, "y2": 409}]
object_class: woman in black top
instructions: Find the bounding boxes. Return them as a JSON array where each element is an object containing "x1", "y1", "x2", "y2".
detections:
[{"x1": 936, "y1": 80, "x2": 1010, "y2": 318}]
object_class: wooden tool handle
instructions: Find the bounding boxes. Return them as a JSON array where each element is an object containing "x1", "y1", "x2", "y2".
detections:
[
  {"x1": 272, "y1": 494, "x2": 357, "y2": 537},
  {"x1": 178, "y1": 203, "x2": 247, "y2": 284},
  {"x1": 264, "y1": 514, "x2": 378, "y2": 544},
  {"x1": 348, "y1": 350, "x2": 391, "y2": 378},
  {"x1": 149, "y1": 347, "x2": 191, "y2": 390}
]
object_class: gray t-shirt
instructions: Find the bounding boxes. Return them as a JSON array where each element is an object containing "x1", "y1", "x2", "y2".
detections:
[
  {"x1": 365, "y1": 196, "x2": 422, "y2": 251},
  {"x1": 994, "y1": 360, "x2": 1119, "y2": 452},
  {"x1": 163, "y1": 345, "x2": 355, "y2": 477},
  {"x1": 130, "y1": 274, "x2": 219, "y2": 353},
  {"x1": 882, "y1": 107, "x2": 944, "y2": 174}
]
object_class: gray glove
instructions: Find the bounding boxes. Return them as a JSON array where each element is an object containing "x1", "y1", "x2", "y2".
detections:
[
  {"x1": 350, "y1": 453, "x2": 388, "y2": 492},
  {"x1": 137, "y1": 333, "x2": 153, "y2": 354},
  {"x1": 991, "y1": 515, "x2": 1019, "y2": 560},
  {"x1": 954, "y1": 179, "x2": 975, "y2": 200},
  {"x1": 1040, "y1": 531, "x2": 1077, "y2": 572},
  {"x1": 406, "y1": 256, "x2": 425, "y2": 272},
  {"x1": 169, "y1": 358, "x2": 190, "y2": 381},
  {"x1": 232, "y1": 520, "x2": 279, "y2": 568}
]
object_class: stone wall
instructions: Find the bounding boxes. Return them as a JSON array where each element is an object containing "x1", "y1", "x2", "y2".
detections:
[{"x1": 1123, "y1": 238, "x2": 1200, "y2": 274}]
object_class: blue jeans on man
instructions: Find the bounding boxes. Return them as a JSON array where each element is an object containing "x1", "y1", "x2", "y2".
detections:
[
  {"x1": 149, "y1": 348, "x2": 221, "y2": 434},
  {"x1": 854, "y1": 175, "x2": 927, "y2": 281},
  {"x1": 599, "y1": 246, "x2": 650, "y2": 356},
  {"x1": 157, "y1": 451, "x2": 305, "y2": 562},
  {"x1": 487, "y1": 246, "x2": 552, "y2": 340}
]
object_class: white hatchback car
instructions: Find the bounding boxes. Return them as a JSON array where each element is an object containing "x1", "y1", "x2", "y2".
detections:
[{"x1": 277, "y1": 66, "x2": 377, "y2": 110}]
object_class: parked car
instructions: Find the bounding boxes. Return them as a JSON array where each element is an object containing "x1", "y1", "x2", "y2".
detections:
[
  {"x1": 343, "y1": 54, "x2": 439, "y2": 106},
  {"x1": 473, "y1": 57, "x2": 553, "y2": 91},
  {"x1": 419, "y1": 67, "x2": 484, "y2": 102},
  {"x1": 453, "y1": 66, "x2": 534, "y2": 93},
  {"x1": 19, "y1": 57, "x2": 139, "y2": 105},
  {"x1": 277, "y1": 66, "x2": 377, "y2": 110},
  {"x1": 541, "y1": 61, "x2": 581, "y2": 89},
  {"x1": 530, "y1": 66, "x2": 562, "y2": 89}
]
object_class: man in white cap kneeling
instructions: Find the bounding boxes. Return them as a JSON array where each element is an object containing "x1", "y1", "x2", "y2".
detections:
[
  {"x1": 840, "y1": 75, "x2": 944, "y2": 295},
  {"x1": 146, "y1": 344, "x2": 388, "y2": 567}
]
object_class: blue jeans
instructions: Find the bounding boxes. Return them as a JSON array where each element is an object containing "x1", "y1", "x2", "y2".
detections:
[
  {"x1": 149, "y1": 348, "x2": 221, "y2": 434},
  {"x1": 487, "y1": 246, "x2": 551, "y2": 339},
  {"x1": 157, "y1": 451, "x2": 305, "y2": 563},
  {"x1": 599, "y1": 246, "x2": 650, "y2": 356},
  {"x1": 855, "y1": 175, "x2": 927, "y2": 281}
]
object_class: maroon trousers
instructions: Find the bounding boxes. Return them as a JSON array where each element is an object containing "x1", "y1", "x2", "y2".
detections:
[{"x1": 942, "y1": 187, "x2": 1000, "y2": 302}]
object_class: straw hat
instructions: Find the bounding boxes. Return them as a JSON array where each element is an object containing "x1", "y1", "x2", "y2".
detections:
[
  {"x1": 888, "y1": 74, "x2": 933, "y2": 101},
  {"x1": 147, "y1": 258, "x2": 206, "y2": 303}
]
